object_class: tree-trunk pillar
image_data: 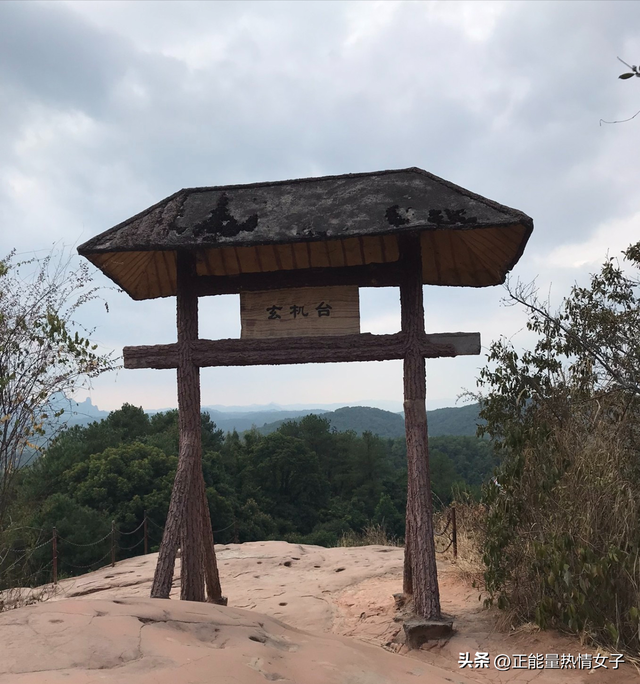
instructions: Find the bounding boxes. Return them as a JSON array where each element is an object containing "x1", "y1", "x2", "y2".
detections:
[
  {"x1": 200, "y1": 473, "x2": 225, "y2": 603},
  {"x1": 400, "y1": 233, "x2": 442, "y2": 620},
  {"x1": 151, "y1": 251, "x2": 205, "y2": 601},
  {"x1": 403, "y1": 515, "x2": 413, "y2": 595}
]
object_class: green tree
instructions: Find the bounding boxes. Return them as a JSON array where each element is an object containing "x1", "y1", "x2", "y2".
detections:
[
  {"x1": 63, "y1": 442, "x2": 177, "y2": 529},
  {"x1": 0, "y1": 251, "x2": 114, "y2": 529},
  {"x1": 18, "y1": 404, "x2": 157, "y2": 506},
  {"x1": 145, "y1": 409, "x2": 224, "y2": 457},
  {"x1": 1, "y1": 493, "x2": 111, "y2": 588},
  {"x1": 243, "y1": 432, "x2": 328, "y2": 534},
  {"x1": 475, "y1": 242, "x2": 640, "y2": 652},
  {"x1": 373, "y1": 492, "x2": 404, "y2": 537},
  {"x1": 428, "y1": 450, "x2": 458, "y2": 506},
  {"x1": 236, "y1": 498, "x2": 277, "y2": 541}
]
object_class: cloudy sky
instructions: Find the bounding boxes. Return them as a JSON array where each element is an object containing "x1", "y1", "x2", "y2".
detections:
[{"x1": 2, "y1": 0, "x2": 640, "y2": 413}]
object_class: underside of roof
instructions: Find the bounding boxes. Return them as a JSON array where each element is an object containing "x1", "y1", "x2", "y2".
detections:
[{"x1": 78, "y1": 168, "x2": 533, "y2": 300}]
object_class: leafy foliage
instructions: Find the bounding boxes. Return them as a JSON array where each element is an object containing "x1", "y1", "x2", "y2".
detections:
[
  {"x1": 476, "y1": 243, "x2": 640, "y2": 652},
  {"x1": 2, "y1": 404, "x2": 496, "y2": 588},
  {"x1": 0, "y1": 250, "x2": 114, "y2": 530},
  {"x1": 618, "y1": 56, "x2": 640, "y2": 79},
  {"x1": 256, "y1": 403, "x2": 484, "y2": 438}
]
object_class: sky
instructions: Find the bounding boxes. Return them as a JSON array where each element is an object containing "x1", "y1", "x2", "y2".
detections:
[{"x1": 1, "y1": 0, "x2": 640, "y2": 413}]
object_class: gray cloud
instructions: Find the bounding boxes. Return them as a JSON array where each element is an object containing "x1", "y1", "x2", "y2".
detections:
[
  {"x1": 1, "y1": 0, "x2": 639, "y2": 409},
  {"x1": 0, "y1": 2, "x2": 131, "y2": 114}
]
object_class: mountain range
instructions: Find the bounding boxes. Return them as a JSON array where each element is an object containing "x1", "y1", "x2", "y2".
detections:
[{"x1": 58, "y1": 397, "x2": 483, "y2": 438}]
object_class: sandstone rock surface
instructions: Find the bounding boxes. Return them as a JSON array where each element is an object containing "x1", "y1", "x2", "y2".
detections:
[
  {"x1": 0, "y1": 596, "x2": 462, "y2": 683},
  {"x1": 1, "y1": 541, "x2": 637, "y2": 683}
]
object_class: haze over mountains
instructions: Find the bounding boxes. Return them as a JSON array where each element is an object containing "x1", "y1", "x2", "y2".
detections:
[{"x1": 58, "y1": 397, "x2": 483, "y2": 438}]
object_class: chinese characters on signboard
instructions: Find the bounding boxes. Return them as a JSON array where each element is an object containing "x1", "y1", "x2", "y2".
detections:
[
  {"x1": 240, "y1": 287, "x2": 360, "y2": 339},
  {"x1": 265, "y1": 302, "x2": 332, "y2": 320}
]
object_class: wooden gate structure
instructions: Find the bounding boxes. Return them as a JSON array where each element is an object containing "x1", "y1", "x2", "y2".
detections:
[{"x1": 78, "y1": 168, "x2": 532, "y2": 620}]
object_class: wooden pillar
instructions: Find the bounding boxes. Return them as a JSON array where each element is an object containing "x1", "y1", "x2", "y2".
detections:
[
  {"x1": 151, "y1": 251, "x2": 206, "y2": 601},
  {"x1": 400, "y1": 233, "x2": 442, "y2": 620},
  {"x1": 200, "y1": 479, "x2": 225, "y2": 603},
  {"x1": 403, "y1": 516, "x2": 413, "y2": 595}
]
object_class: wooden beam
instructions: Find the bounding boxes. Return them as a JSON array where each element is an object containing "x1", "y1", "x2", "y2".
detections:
[
  {"x1": 400, "y1": 232, "x2": 442, "y2": 620},
  {"x1": 195, "y1": 261, "x2": 403, "y2": 296},
  {"x1": 123, "y1": 331, "x2": 480, "y2": 369},
  {"x1": 151, "y1": 252, "x2": 206, "y2": 602},
  {"x1": 424, "y1": 332, "x2": 480, "y2": 356}
]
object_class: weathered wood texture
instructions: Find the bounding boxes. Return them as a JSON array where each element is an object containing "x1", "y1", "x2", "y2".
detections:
[
  {"x1": 150, "y1": 252, "x2": 222, "y2": 602},
  {"x1": 400, "y1": 234, "x2": 442, "y2": 620},
  {"x1": 197, "y1": 261, "x2": 403, "y2": 296},
  {"x1": 240, "y1": 286, "x2": 360, "y2": 339},
  {"x1": 78, "y1": 168, "x2": 533, "y2": 301},
  {"x1": 403, "y1": 516, "x2": 413, "y2": 596},
  {"x1": 199, "y1": 468, "x2": 224, "y2": 603},
  {"x1": 123, "y1": 332, "x2": 480, "y2": 369},
  {"x1": 198, "y1": 235, "x2": 400, "y2": 277}
]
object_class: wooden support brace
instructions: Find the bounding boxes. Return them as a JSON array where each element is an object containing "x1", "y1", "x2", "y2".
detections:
[
  {"x1": 124, "y1": 332, "x2": 480, "y2": 370},
  {"x1": 150, "y1": 251, "x2": 223, "y2": 603},
  {"x1": 400, "y1": 232, "x2": 442, "y2": 621},
  {"x1": 196, "y1": 261, "x2": 404, "y2": 296},
  {"x1": 139, "y1": 249, "x2": 479, "y2": 611}
]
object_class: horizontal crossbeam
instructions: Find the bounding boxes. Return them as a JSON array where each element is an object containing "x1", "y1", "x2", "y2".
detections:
[
  {"x1": 195, "y1": 262, "x2": 403, "y2": 296},
  {"x1": 123, "y1": 332, "x2": 480, "y2": 370}
]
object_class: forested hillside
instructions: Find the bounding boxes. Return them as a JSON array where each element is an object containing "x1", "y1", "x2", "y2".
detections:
[
  {"x1": 1, "y1": 404, "x2": 496, "y2": 588},
  {"x1": 55, "y1": 397, "x2": 484, "y2": 438},
  {"x1": 54, "y1": 400, "x2": 482, "y2": 438},
  {"x1": 257, "y1": 404, "x2": 482, "y2": 438},
  {"x1": 202, "y1": 408, "x2": 329, "y2": 434},
  {"x1": 426, "y1": 403, "x2": 484, "y2": 436},
  {"x1": 258, "y1": 406, "x2": 405, "y2": 438}
]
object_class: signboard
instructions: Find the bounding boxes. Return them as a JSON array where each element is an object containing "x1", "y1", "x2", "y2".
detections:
[{"x1": 240, "y1": 286, "x2": 360, "y2": 339}]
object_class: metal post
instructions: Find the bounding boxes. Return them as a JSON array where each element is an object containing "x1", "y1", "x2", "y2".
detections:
[
  {"x1": 451, "y1": 506, "x2": 458, "y2": 560},
  {"x1": 143, "y1": 511, "x2": 148, "y2": 555},
  {"x1": 52, "y1": 527, "x2": 57, "y2": 584},
  {"x1": 111, "y1": 520, "x2": 116, "y2": 567}
]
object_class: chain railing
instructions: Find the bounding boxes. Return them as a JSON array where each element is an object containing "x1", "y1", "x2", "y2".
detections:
[
  {"x1": 434, "y1": 506, "x2": 458, "y2": 558},
  {"x1": 2, "y1": 506, "x2": 459, "y2": 596},
  {"x1": 0, "y1": 511, "x2": 165, "y2": 588},
  {"x1": 0, "y1": 511, "x2": 244, "y2": 589}
]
